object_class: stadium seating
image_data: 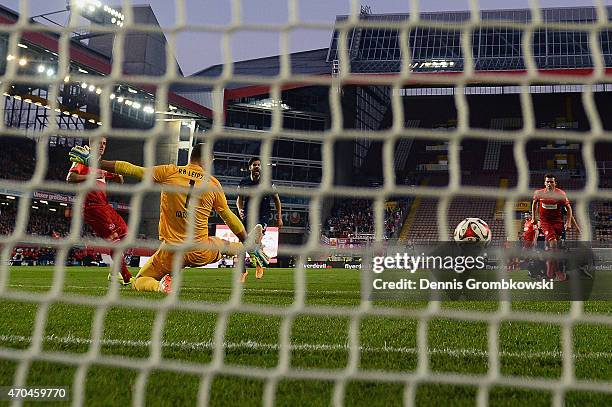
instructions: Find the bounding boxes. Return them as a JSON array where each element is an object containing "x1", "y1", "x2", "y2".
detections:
[
  {"x1": 404, "y1": 197, "x2": 498, "y2": 242},
  {"x1": 497, "y1": 143, "x2": 518, "y2": 178},
  {"x1": 323, "y1": 198, "x2": 407, "y2": 240},
  {"x1": 0, "y1": 137, "x2": 72, "y2": 182},
  {"x1": 0, "y1": 203, "x2": 70, "y2": 238},
  {"x1": 592, "y1": 201, "x2": 612, "y2": 243},
  {"x1": 461, "y1": 174, "x2": 504, "y2": 187},
  {"x1": 323, "y1": 199, "x2": 374, "y2": 238},
  {"x1": 395, "y1": 122, "x2": 604, "y2": 243},
  {"x1": 6, "y1": 245, "x2": 110, "y2": 267}
]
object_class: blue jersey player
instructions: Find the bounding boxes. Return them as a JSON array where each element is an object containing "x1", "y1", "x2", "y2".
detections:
[{"x1": 236, "y1": 157, "x2": 282, "y2": 282}]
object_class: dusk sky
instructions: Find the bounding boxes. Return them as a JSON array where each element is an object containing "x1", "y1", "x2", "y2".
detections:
[{"x1": 1, "y1": 0, "x2": 610, "y2": 75}]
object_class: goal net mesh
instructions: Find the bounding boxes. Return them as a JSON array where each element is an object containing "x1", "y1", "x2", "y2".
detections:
[{"x1": 0, "y1": 0, "x2": 611, "y2": 406}]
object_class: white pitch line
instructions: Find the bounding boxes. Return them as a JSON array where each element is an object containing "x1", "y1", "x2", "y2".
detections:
[
  {"x1": 0, "y1": 334, "x2": 610, "y2": 360},
  {"x1": 6, "y1": 284, "x2": 361, "y2": 295}
]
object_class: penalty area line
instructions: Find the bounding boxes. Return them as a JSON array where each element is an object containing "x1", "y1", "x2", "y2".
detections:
[
  {"x1": 0, "y1": 334, "x2": 610, "y2": 360},
  {"x1": 7, "y1": 284, "x2": 360, "y2": 295}
]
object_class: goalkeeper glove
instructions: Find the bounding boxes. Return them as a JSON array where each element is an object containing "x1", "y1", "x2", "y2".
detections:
[
  {"x1": 69, "y1": 145, "x2": 91, "y2": 166},
  {"x1": 245, "y1": 224, "x2": 269, "y2": 267}
]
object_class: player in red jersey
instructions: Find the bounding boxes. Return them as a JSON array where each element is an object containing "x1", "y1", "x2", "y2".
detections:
[
  {"x1": 521, "y1": 212, "x2": 538, "y2": 249},
  {"x1": 531, "y1": 174, "x2": 572, "y2": 281},
  {"x1": 66, "y1": 136, "x2": 132, "y2": 285}
]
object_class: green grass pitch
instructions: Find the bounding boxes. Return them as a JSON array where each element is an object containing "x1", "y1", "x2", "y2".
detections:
[{"x1": 0, "y1": 266, "x2": 610, "y2": 406}]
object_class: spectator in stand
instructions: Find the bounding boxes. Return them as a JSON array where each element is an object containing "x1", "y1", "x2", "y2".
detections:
[
  {"x1": 323, "y1": 199, "x2": 405, "y2": 240},
  {"x1": 0, "y1": 137, "x2": 76, "y2": 182}
]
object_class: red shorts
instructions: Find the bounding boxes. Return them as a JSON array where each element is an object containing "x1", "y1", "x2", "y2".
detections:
[
  {"x1": 84, "y1": 205, "x2": 127, "y2": 241},
  {"x1": 539, "y1": 221, "x2": 564, "y2": 242}
]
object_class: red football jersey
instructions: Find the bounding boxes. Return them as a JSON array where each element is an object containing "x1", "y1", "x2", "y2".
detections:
[
  {"x1": 522, "y1": 219, "x2": 537, "y2": 241},
  {"x1": 69, "y1": 162, "x2": 109, "y2": 207},
  {"x1": 533, "y1": 187, "x2": 569, "y2": 224}
]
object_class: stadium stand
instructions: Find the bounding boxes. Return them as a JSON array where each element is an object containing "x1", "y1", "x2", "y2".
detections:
[
  {"x1": 323, "y1": 199, "x2": 407, "y2": 240},
  {"x1": 404, "y1": 197, "x2": 499, "y2": 242},
  {"x1": 593, "y1": 201, "x2": 612, "y2": 243},
  {"x1": 0, "y1": 136, "x2": 73, "y2": 182},
  {"x1": 7, "y1": 245, "x2": 108, "y2": 267},
  {"x1": 1, "y1": 201, "x2": 69, "y2": 238}
]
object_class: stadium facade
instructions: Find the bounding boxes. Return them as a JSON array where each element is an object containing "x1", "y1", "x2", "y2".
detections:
[
  {"x1": 0, "y1": 4, "x2": 212, "y2": 239},
  {"x1": 172, "y1": 6, "x2": 612, "y2": 243}
]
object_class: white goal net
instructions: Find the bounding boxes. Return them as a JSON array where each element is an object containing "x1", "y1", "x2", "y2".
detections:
[{"x1": 0, "y1": 0, "x2": 611, "y2": 406}]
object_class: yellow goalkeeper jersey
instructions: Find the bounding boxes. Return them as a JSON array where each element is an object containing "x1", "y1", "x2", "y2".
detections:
[{"x1": 152, "y1": 163, "x2": 228, "y2": 243}]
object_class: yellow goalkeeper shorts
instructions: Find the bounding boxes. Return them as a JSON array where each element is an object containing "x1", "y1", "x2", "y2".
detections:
[{"x1": 137, "y1": 237, "x2": 227, "y2": 280}]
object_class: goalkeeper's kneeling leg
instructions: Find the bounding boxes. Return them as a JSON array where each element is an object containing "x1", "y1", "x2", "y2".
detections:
[
  {"x1": 133, "y1": 276, "x2": 161, "y2": 292},
  {"x1": 132, "y1": 249, "x2": 171, "y2": 292}
]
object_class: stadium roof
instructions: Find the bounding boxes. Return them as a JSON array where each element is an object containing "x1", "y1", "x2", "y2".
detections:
[
  {"x1": 174, "y1": 48, "x2": 330, "y2": 93},
  {"x1": 88, "y1": 4, "x2": 184, "y2": 77},
  {"x1": 332, "y1": 6, "x2": 612, "y2": 23},
  {"x1": 170, "y1": 5, "x2": 612, "y2": 110},
  {"x1": 171, "y1": 48, "x2": 331, "y2": 109},
  {"x1": 328, "y1": 6, "x2": 612, "y2": 73}
]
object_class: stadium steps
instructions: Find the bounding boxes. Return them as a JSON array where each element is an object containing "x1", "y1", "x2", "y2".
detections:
[
  {"x1": 395, "y1": 121, "x2": 419, "y2": 177},
  {"x1": 395, "y1": 138, "x2": 414, "y2": 177},
  {"x1": 398, "y1": 198, "x2": 421, "y2": 242},
  {"x1": 403, "y1": 198, "x2": 438, "y2": 242},
  {"x1": 483, "y1": 140, "x2": 503, "y2": 170},
  {"x1": 494, "y1": 178, "x2": 510, "y2": 214},
  {"x1": 398, "y1": 179, "x2": 428, "y2": 242},
  {"x1": 487, "y1": 118, "x2": 519, "y2": 172},
  {"x1": 490, "y1": 178, "x2": 511, "y2": 241},
  {"x1": 388, "y1": 199, "x2": 412, "y2": 240}
]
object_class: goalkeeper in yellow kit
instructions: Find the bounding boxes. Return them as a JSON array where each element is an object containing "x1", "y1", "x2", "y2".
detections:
[{"x1": 69, "y1": 143, "x2": 268, "y2": 293}]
